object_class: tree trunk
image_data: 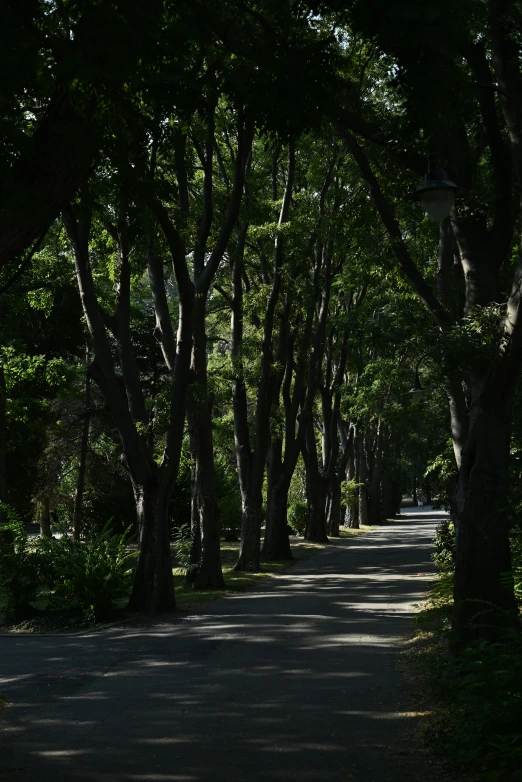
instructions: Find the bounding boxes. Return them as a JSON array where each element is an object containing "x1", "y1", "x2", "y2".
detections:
[
  {"x1": 412, "y1": 477, "x2": 418, "y2": 507},
  {"x1": 304, "y1": 467, "x2": 328, "y2": 543},
  {"x1": 235, "y1": 502, "x2": 262, "y2": 572},
  {"x1": 358, "y1": 484, "x2": 368, "y2": 527},
  {"x1": 186, "y1": 390, "x2": 225, "y2": 589},
  {"x1": 381, "y1": 472, "x2": 395, "y2": 519},
  {"x1": 128, "y1": 479, "x2": 175, "y2": 613},
  {"x1": 423, "y1": 480, "x2": 432, "y2": 505},
  {"x1": 38, "y1": 498, "x2": 51, "y2": 538},
  {"x1": 453, "y1": 401, "x2": 519, "y2": 644},
  {"x1": 186, "y1": 296, "x2": 224, "y2": 589},
  {"x1": 303, "y1": 418, "x2": 328, "y2": 543},
  {"x1": 344, "y1": 427, "x2": 358, "y2": 528},
  {"x1": 326, "y1": 478, "x2": 341, "y2": 537},
  {"x1": 263, "y1": 440, "x2": 293, "y2": 560},
  {"x1": 353, "y1": 431, "x2": 367, "y2": 529},
  {"x1": 0, "y1": 362, "x2": 7, "y2": 529},
  {"x1": 230, "y1": 225, "x2": 265, "y2": 573},
  {"x1": 72, "y1": 348, "x2": 90, "y2": 540}
]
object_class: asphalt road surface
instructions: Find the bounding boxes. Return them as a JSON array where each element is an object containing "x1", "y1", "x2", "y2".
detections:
[{"x1": 0, "y1": 509, "x2": 443, "y2": 782}]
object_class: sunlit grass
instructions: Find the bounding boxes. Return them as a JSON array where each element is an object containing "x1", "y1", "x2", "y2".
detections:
[{"x1": 172, "y1": 536, "x2": 332, "y2": 609}]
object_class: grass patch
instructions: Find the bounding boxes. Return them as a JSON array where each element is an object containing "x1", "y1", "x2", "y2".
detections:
[{"x1": 172, "y1": 536, "x2": 332, "y2": 609}]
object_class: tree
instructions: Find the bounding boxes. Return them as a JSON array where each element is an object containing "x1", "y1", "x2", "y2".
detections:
[{"x1": 324, "y1": 0, "x2": 522, "y2": 642}]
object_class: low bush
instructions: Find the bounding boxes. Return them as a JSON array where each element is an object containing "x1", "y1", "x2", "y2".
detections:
[
  {"x1": 0, "y1": 505, "x2": 135, "y2": 624},
  {"x1": 39, "y1": 523, "x2": 135, "y2": 619},
  {"x1": 414, "y1": 524, "x2": 522, "y2": 781},
  {"x1": 432, "y1": 517, "x2": 456, "y2": 572},
  {"x1": 288, "y1": 500, "x2": 307, "y2": 536},
  {"x1": 426, "y1": 627, "x2": 522, "y2": 780}
]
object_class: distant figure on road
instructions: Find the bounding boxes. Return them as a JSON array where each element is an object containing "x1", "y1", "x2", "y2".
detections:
[{"x1": 417, "y1": 497, "x2": 424, "y2": 508}]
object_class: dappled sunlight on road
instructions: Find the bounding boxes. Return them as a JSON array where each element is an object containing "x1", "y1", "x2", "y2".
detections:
[{"x1": 0, "y1": 513, "x2": 444, "y2": 781}]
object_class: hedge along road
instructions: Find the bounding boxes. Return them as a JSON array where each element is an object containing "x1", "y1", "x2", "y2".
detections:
[{"x1": 0, "y1": 509, "x2": 442, "y2": 782}]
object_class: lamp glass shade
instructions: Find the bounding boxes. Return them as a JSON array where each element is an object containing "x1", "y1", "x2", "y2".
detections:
[{"x1": 419, "y1": 187, "x2": 455, "y2": 222}]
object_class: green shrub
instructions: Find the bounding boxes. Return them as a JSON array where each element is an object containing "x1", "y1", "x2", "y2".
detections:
[
  {"x1": 218, "y1": 490, "x2": 242, "y2": 539},
  {"x1": 511, "y1": 527, "x2": 522, "y2": 605},
  {"x1": 340, "y1": 480, "x2": 363, "y2": 510},
  {"x1": 0, "y1": 503, "x2": 41, "y2": 620},
  {"x1": 288, "y1": 500, "x2": 307, "y2": 536},
  {"x1": 432, "y1": 517, "x2": 456, "y2": 572},
  {"x1": 427, "y1": 630, "x2": 522, "y2": 779},
  {"x1": 39, "y1": 523, "x2": 135, "y2": 619},
  {"x1": 173, "y1": 523, "x2": 192, "y2": 573}
]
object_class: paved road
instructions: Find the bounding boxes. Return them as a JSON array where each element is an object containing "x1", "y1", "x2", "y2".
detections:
[{"x1": 0, "y1": 509, "x2": 442, "y2": 782}]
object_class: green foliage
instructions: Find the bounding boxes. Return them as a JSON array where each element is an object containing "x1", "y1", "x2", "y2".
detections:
[
  {"x1": 288, "y1": 500, "x2": 307, "y2": 536},
  {"x1": 173, "y1": 524, "x2": 192, "y2": 573},
  {"x1": 432, "y1": 518, "x2": 456, "y2": 573},
  {"x1": 427, "y1": 631, "x2": 522, "y2": 780},
  {"x1": 0, "y1": 510, "x2": 135, "y2": 624},
  {"x1": 340, "y1": 480, "x2": 363, "y2": 510},
  {"x1": 218, "y1": 490, "x2": 242, "y2": 537},
  {"x1": 39, "y1": 524, "x2": 135, "y2": 619},
  {"x1": 511, "y1": 528, "x2": 522, "y2": 605},
  {"x1": 0, "y1": 503, "x2": 41, "y2": 620},
  {"x1": 419, "y1": 528, "x2": 522, "y2": 780}
]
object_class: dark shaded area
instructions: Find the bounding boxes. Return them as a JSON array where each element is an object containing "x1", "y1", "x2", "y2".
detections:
[{"x1": 0, "y1": 512, "x2": 440, "y2": 781}]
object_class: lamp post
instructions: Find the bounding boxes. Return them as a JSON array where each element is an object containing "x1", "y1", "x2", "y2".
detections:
[{"x1": 416, "y1": 155, "x2": 458, "y2": 222}]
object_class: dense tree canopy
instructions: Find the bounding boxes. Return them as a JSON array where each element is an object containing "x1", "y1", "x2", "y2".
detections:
[{"x1": 1, "y1": 0, "x2": 521, "y2": 655}]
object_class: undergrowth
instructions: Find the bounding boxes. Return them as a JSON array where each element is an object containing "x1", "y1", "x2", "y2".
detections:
[{"x1": 415, "y1": 520, "x2": 522, "y2": 781}]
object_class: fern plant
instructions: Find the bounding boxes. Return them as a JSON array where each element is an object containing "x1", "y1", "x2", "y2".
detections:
[
  {"x1": 39, "y1": 522, "x2": 136, "y2": 619},
  {"x1": 0, "y1": 503, "x2": 42, "y2": 620}
]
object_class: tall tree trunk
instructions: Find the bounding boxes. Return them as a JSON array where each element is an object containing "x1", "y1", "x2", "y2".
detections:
[
  {"x1": 303, "y1": 418, "x2": 328, "y2": 543},
  {"x1": 72, "y1": 347, "x2": 90, "y2": 540},
  {"x1": 263, "y1": 439, "x2": 293, "y2": 560},
  {"x1": 39, "y1": 497, "x2": 52, "y2": 538},
  {"x1": 366, "y1": 425, "x2": 383, "y2": 525},
  {"x1": 185, "y1": 301, "x2": 224, "y2": 589},
  {"x1": 230, "y1": 225, "x2": 264, "y2": 572}
]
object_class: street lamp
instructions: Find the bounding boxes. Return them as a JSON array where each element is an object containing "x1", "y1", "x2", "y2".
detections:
[
  {"x1": 409, "y1": 369, "x2": 425, "y2": 397},
  {"x1": 416, "y1": 155, "x2": 458, "y2": 222},
  {"x1": 409, "y1": 355, "x2": 426, "y2": 397}
]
